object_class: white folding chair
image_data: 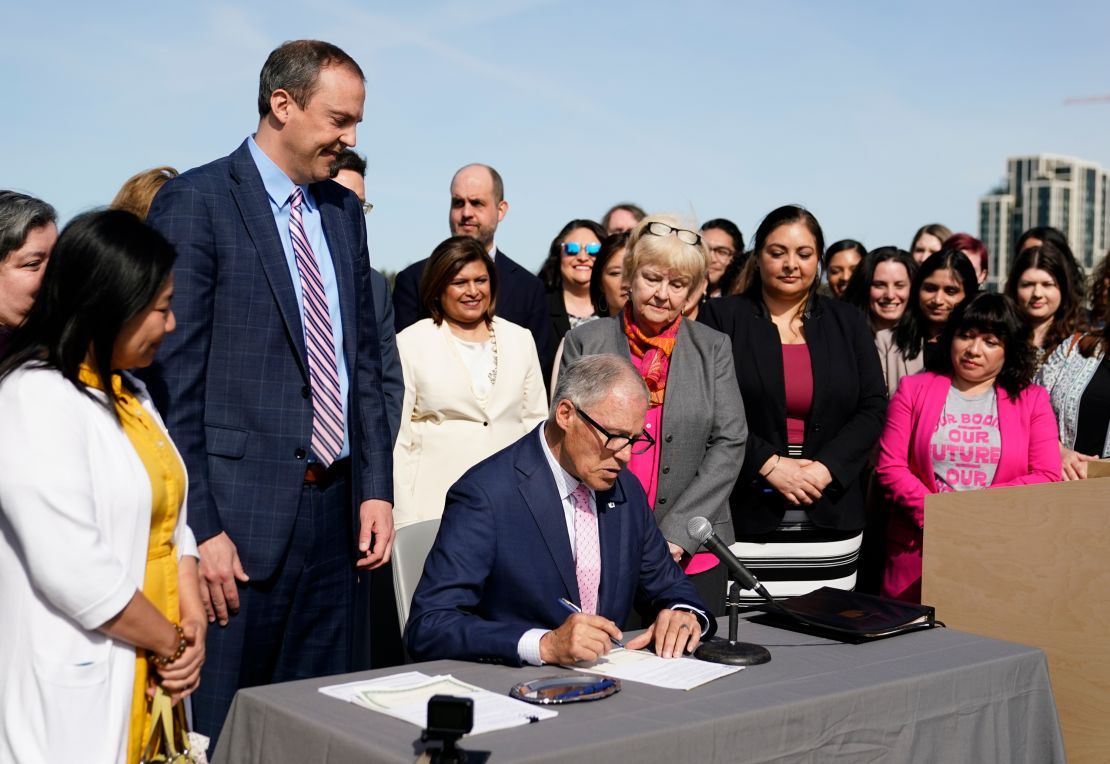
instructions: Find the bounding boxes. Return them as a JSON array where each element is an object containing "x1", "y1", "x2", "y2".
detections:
[{"x1": 390, "y1": 518, "x2": 441, "y2": 633}]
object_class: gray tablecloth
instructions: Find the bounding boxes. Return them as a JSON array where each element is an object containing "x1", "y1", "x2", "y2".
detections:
[{"x1": 215, "y1": 616, "x2": 1065, "y2": 763}]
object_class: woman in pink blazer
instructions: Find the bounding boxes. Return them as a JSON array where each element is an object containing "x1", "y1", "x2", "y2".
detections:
[{"x1": 876, "y1": 293, "x2": 1061, "y2": 602}]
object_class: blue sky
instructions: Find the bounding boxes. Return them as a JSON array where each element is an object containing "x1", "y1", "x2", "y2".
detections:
[{"x1": 4, "y1": 1, "x2": 1109, "y2": 274}]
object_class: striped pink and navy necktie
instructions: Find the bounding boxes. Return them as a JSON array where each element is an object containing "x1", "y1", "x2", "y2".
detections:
[{"x1": 289, "y1": 186, "x2": 343, "y2": 466}]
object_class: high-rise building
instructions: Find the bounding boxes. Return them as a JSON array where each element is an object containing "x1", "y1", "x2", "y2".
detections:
[{"x1": 977, "y1": 153, "x2": 1109, "y2": 292}]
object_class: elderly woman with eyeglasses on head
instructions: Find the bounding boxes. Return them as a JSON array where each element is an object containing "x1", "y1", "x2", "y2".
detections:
[
  {"x1": 559, "y1": 214, "x2": 747, "y2": 616},
  {"x1": 539, "y1": 219, "x2": 608, "y2": 343}
]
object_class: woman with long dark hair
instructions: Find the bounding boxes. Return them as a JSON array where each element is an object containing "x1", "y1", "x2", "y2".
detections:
[
  {"x1": 894, "y1": 248, "x2": 980, "y2": 371},
  {"x1": 589, "y1": 231, "x2": 630, "y2": 317},
  {"x1": 876, "y1": 293, "x2": 1060, "y2": 602},
  {"x1": 824, "y1": 239, "x2": 867, "y2": 299},
  {"x1": 0, "y1": 210, "x2": 205, "y2": 762},
  {"x1": 538, "y1": 219, "x2": 607, "y2": 341},
  {"x1": 842, "y1": 247, "x2": 920, "y2": 396},
  {"x1": 700, "y1": 218, "x2": 745, "y2": 299},
  {"x1": 701, "y1": 205, "x2": 887, "y2": 604},
  {"x1": 1038, "y1": 278, "x2": 1110, "y2": 480},
  {"x1": 1005, "y1": 242, "x2": 1087, "y2": 372}
]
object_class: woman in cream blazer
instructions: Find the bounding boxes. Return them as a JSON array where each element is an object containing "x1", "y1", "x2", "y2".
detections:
[{"x1": 392, "y1": 238, "x2": 547, "y2": 528}]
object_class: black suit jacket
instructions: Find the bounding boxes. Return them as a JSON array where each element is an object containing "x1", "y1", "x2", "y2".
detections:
[
  {"x1": 392, "y1": 249, "x2": 554, "y2": 378},
  {"x1": 699, "y1": 293, "x2": 887, "y2": 535},
  {"x1": 545, "y1": 287, "x2": 572, "y2": 342}
]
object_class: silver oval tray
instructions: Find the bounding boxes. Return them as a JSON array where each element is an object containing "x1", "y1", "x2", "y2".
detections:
[{"x1": 509, "y1": 675, "x2": 620, "y2": 704}]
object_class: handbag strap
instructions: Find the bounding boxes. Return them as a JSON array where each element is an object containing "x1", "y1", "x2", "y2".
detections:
[{"x1": 140, "y1": 686, "x2": 190, "y2": 762}]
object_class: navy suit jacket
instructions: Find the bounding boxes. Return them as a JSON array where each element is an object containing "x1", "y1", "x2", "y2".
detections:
[
  {"x1": 405, "y1": 427, "x2": 713, "y2": 664},
  {"x1": 369, "y1": 267, "x2": 403, "y2": 445},
  {"x1": 392, "y1": 249, "x2": 555, "y2": 379},
  {"x1": 144, "y1": 140, "x2": 393, "y2": 580}
]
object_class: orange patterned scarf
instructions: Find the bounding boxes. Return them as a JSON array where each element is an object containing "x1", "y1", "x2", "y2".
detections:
[{"x1": 622, "y1": 303, "x2": 681, "y2": 406}]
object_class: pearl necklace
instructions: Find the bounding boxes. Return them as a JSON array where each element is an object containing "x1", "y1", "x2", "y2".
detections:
[{"x1": 487, "y1": 321, "x2": 499, "y2": 386}]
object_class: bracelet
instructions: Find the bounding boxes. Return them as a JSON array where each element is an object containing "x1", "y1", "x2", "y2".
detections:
[
  {"x1": 149, "y1": 623, "x2": 187, "y2": 667},
  {"x1": 760, "y1": 454, "x2": 781, "y2": 479}
]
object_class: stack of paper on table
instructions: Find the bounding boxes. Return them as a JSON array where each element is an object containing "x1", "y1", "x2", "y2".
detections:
[
  {"x1": 319, "y1": 671, "x2": 557, "y2": 735},
  {"x1": 569, "y1": 648, "x2": 743, "y2": 690}
]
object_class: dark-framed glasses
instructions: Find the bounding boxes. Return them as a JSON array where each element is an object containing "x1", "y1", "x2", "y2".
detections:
[
  {"x1": 575, "y1": 406, "x2": 656, "y2": 455},
  {"x1": 644, "y1": 221, "x2": 701, "y2": 246},
  {"x1": 562, "y1": 242, "x2": 602, "y2": 256}
]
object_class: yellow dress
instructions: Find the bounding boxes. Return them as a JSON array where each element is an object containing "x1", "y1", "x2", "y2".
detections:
[{"x1": 78, "y1": 365, "x2": 187, "y2": 764}]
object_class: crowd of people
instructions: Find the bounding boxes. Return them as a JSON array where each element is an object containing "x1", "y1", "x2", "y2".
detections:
[{"x1": 1, "y1": 38, "x2": 1107, "y2": 764}]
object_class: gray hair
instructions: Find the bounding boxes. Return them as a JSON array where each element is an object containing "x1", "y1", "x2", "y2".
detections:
[
  {"x1": 258, "y1": 40, "x2": 365, "y2": 118},
  {"x1": 549, "y1": 354, "x2": 648, "y2": 419},
  {"x1": 0, "y1": 191, "x2": 56, "y2": 263}
]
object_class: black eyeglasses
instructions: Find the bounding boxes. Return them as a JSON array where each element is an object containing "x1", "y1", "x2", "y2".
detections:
[
  {"x1": 575, "y1": 407, "x2": 656, "y2": 455},
  {"x1": 644, "y1": 221, "x2": 702, "y2": 246}
]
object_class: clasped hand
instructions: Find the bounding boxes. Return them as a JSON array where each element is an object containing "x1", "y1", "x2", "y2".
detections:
[{"x1": 762, "y1": 456, "x2": 832, "y2": 506}]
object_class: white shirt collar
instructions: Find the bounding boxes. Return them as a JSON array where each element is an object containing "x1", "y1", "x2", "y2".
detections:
[{"x1": 538, "y1": 424, "x2": 583, "y2": 503}]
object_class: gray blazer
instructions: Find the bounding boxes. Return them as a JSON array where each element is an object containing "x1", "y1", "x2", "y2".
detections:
[{"x1": 561, "y1": 316, "x2": 747, "y2": 554}]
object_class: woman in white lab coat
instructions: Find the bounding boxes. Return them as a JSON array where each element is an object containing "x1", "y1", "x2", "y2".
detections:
[{"x1": 0, "y1": 210, "x2": 205, "y2": 763}]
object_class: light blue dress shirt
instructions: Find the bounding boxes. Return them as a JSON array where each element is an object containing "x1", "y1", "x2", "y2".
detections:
[{"x1": 248, "y1": 136, "x2": 350, "y2": 460}]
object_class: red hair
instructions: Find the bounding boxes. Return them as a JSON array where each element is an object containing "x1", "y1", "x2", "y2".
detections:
[{"x1": 942, "y1": 233, "x2": 988, "y2": 276}]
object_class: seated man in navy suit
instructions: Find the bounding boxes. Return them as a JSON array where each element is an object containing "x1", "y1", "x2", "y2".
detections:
[{"x1": 406, "y1": 354, "x2": 713, "y2": 665}]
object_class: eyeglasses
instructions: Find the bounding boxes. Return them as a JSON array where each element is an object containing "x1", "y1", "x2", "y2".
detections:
[
  {"x1": 361, "y1": 201, "x2": 375, "y2": 215},
  {"x1": 575, "y1": 407, "x2": 656, "y2": 455},
  {"x1": 562, "y1": 242, "x2": 602, "y2": 257},
  {"x1": 644, "y1": 221, "x2": 702, "y2": 246},
  {"x1": 709, "y1": 246, "x2": 735, "y2": 260}
]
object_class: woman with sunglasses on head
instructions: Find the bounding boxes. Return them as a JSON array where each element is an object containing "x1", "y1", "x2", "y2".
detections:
[
  {"x1": 560, "y1": 214, "x2": 747, "y2": 616},
  {"x1": 538, "y1": 219, "x2": 607, "y2": 343},
  {"x1": 700, "y1": 205, "x2": 887, "y2": 605},
  {"x1": 877, "y1": 293, "x2": 1060, "y2": 603},
  {"x1": 392, "y1": 236, "x2": 548, "y2": 529},
  {"x1": 0, "y1": 210, "x2": 204, "y2": 763}
]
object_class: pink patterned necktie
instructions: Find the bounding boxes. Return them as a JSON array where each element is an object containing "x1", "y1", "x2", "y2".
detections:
[
  {"x1": 571, "y1": 482, "x2": 601, "y2": 615},
  {"x1": 289, "y1": 186, "x2": 344, "y2": 466}
]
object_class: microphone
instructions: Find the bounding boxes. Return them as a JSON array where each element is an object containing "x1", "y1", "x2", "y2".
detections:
[{"x1": 687, "y1": 517, "x2": 775, "y2": 605}]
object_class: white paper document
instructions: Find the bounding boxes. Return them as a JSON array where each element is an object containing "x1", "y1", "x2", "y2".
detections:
[
  {"x1": 569, "y1": 648, "x2": 742, "y2": 690},
  {"x1": 319, "y1": 671, "x2": 557, "y2": 735}
]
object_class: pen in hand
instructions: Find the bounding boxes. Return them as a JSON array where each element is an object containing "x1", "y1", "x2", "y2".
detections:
[{"x1": 557, "y1": 597, "x2": 625, "y2": 648}]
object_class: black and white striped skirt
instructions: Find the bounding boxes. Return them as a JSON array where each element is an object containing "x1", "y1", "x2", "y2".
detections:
[{"x1": 728, "y1": 509, "x2": 862, "y2": 607}]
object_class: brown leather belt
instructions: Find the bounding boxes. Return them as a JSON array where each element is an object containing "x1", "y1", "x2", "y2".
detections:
[{"x1": 303, "y1": 457, "x2": 350, "y2": 485}]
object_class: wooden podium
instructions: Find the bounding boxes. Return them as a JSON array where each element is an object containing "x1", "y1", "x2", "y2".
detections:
[{"x1": 923, "y1": 477, "x2": 1110, "y2": 763}]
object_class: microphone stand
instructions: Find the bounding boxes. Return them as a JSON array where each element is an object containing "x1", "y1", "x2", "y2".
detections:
[{"x1": 694, "y1": 581, "x2": 772, "y2": 666}]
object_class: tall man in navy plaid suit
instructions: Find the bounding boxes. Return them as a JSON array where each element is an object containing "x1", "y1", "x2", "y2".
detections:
[{"x1": 144, "y1": 40, "x2": 394, "y2": 747}]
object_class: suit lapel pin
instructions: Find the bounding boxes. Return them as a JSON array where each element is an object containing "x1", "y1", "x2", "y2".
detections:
[{"x1": 607, "y1": 501, "x2": 615, "y2": 509}]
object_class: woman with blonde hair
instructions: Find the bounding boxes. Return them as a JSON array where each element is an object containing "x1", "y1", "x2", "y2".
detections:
[
  {"x1": 111, "y1": 167, "x2": 179, "y2": 219},
  {"x1": 561, "y1": 214, "x2": 747, "y2": 615}
]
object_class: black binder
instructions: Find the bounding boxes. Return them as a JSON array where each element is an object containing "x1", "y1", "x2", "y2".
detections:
[{"x1": 751, "y1": 587, "x2": 938, "y2": 643}]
